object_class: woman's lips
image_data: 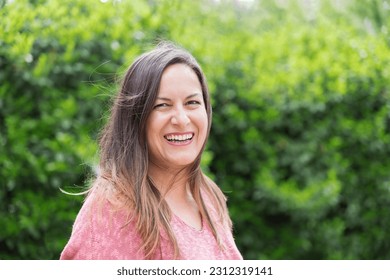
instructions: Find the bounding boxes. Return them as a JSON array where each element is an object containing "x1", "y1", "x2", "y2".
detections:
[{"x1": 164, "y1": 132, "x2": 194, "y2": 145}]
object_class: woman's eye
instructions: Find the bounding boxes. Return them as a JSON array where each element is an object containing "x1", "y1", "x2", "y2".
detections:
[
  {"x1": 153, "y1": 103, "x2": 170, "y2": 109},
  {"x1": 187, "y1": 100, "x2": 201, "y2": 106}
]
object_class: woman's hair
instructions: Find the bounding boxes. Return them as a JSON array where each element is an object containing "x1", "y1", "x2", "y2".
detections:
[{"x1": 92, "y1": 41, "x2": 231, "y2": 259}]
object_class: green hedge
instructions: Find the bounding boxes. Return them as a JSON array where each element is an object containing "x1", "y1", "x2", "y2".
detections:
[
  {"x1": 209, "y1": 22, "x2": 390, "y2": 259},
  {"x1": 1, "y1": 0, "x2": 389, "y2": 259}
]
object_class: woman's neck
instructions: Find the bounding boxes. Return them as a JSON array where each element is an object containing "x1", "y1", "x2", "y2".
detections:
[
  {"x1": 148, "y1": 162, "x2": 202, "y2": 230},
  {"x1": 147, "y1": 161, "x2": 189, "y2": 198}
]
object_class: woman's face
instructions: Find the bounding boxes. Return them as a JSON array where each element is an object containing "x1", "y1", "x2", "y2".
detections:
[{"x1": 146, "y1": 63, "x2": 208, "y2": 171}]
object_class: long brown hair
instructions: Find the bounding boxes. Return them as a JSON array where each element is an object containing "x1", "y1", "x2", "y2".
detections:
[{"x1": 93, "y1": 41, "x2": 231, "y2": 259}]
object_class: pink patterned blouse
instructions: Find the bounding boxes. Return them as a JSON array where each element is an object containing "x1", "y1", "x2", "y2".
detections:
[{"x1": 60, "y1": 190, "x2": 242, "y2": 260}]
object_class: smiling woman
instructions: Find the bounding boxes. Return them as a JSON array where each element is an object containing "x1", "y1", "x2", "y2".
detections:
[
  {"x1": 147, "y1": 64, "x2": 208, "y2": 172},
  {"x1": 60, "y1": 41, "x2": 242, "y2": 260}
]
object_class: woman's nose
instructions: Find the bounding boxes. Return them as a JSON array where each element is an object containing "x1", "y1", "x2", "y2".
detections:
[{"x1": 171, "y1": 107, "x2": 190, "y2": 127}]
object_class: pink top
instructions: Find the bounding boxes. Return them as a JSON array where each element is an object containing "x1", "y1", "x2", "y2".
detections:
[{"x1": 60, "y1": 191, "x2": 242, "y2": 260}]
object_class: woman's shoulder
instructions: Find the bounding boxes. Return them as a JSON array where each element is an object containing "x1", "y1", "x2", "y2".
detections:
[
  {"x1": 60, "y1": 178, "x2": 143, "y2": 260},
  {"x1": 200, "y1": 174, "x2": 232, "y2": 228}
]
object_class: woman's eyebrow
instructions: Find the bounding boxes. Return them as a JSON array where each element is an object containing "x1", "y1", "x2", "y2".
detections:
[
  {"x1": 185, "y1": 93, "x2": 202, "y2": 100},
  {"x1": 156, "y1": 93, "x2": 202, "y2": 101},
  {"x1": 156, "y1": 97, "x2": 171, "y2": 101}
]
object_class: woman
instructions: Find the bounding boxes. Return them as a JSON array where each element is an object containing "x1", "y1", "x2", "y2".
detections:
[{"x1": 60, "y1": 42, "x2": 242, "y2": 260}]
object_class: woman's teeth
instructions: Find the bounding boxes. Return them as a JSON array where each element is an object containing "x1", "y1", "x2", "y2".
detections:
[{"x1": 165, "y1": 133, "x2": 193, "y2": 142}]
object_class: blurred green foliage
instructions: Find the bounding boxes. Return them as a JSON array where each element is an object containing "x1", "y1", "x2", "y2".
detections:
[{"x1": 1, "y1": 0, "x2": 390, "y2": 259}]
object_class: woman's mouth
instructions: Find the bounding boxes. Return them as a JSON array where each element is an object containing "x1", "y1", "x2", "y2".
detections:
[{"x1": 164, "y1": 133, "x2": 194, "y2": 143}]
